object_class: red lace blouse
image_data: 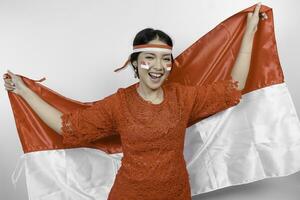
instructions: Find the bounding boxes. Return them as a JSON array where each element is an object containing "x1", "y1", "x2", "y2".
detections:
[{"x1": 61, "y1": 77, "x2": 242, "y2": 200}]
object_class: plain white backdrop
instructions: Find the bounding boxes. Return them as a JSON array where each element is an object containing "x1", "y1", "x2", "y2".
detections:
[{"x1": 0, "y1": 0, "x2": 299, "y2": 199}]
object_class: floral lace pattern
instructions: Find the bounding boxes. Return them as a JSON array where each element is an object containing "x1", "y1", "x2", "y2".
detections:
[
  {"x1": 122, "y1": 83, "x2": 183, "y2": 137},
  {"x1": 60, "y1": 78, "x2": 242, "y2": 199},
  {"x1": 61, "y1": 94, "x2": 118, "y2": 146},
  {"x1": 188, "y1": 78, "x2": 242, "y2": 127}
]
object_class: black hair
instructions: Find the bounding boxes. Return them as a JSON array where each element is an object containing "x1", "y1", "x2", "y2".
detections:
[{"x1": 130, "y1": 28, "x2": 174, "y2": 79}]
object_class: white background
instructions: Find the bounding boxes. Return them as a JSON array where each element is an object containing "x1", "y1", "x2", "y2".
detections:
[{"x1": 0, "y1": 0, "x2": 300, "y2": 199}]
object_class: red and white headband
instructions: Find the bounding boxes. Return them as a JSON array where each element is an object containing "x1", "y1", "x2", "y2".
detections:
[{"x1": 114, "y1": 44, "x2": 173, "y2": 72}]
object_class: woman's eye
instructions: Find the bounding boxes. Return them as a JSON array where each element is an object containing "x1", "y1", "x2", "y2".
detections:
[
  {"x1": 145, "y1": 56, "x2": 153, "y2": 59},
  {"x1": 164, "y1": 58, "x2": 171, "y2": 61}
]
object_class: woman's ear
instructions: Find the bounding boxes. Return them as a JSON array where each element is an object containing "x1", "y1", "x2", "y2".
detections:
[{"x1": 132, "y1": 60, "x2": 138, "y2": 68}]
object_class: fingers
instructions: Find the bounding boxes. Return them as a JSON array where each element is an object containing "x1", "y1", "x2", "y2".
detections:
[
  {"x1": 254, "y1": 2, "x2": 262, "y2": 16},
  {"x1": 3, "y1": 72, "x2": 11, "y2": 80},
  {"x1": 7, "y1": 70, "x2": 15, "y2": 78},
  {"x1": 5, "y1": 78, "x2": 14, "y2": 84},
  {"x1": 4, "y1": 78, "x2": 15, "y2": 86},
  {"x1": 248, "y1": 2, "x2": 268, "y2": 21},
  {"x1": 3, "y1": 71, "x2": 15, "y2": 90},
  {"x1": 4, "y1": 82, "x2": 15, "y2": 92},
  {"x1": 3, "y1": 70, "x2": 14, "y2": 81},
  {"x1": 3, "y1": 70, "x2": 17, "y2": 92},
  {"x1": 259, "y1": 12, "x2": 268, "y2": 20},
  {"x1": 5, "y1": 87, "x2": 15, "y2": 92},
  {"x1": 4, "y1": 82, "x2": 15, "y2": 89}
]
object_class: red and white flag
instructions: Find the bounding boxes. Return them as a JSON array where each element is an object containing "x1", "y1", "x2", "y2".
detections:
[{"x1": 7, "y1": 4, "x2": 300, "y2": 200}]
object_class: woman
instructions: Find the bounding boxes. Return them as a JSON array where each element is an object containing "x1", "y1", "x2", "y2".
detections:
[{"x1": 3, "y1": 3, "x2": 267, "y2": 200}]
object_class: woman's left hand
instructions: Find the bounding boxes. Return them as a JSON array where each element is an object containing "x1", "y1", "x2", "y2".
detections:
[{"x1": 245, "y1": 2, "x2": 268, "y2": 36}]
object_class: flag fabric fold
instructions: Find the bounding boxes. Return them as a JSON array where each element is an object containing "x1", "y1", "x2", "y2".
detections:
[{"x1": 6, "y1": 4, "x2": 300, "y2": 199}]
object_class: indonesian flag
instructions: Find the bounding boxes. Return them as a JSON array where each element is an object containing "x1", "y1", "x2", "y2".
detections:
[{"x1": 7, "y1": 4, "x2": 300, "y2": 200}]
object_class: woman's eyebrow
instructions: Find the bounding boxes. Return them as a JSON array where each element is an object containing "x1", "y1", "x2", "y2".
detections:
[{"x1": 145, "y1": 53, "x2": 171, "y2": 56}]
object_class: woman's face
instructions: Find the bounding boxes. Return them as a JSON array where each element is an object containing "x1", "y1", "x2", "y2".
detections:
[{"x1": 133, "y1": 39, "x2": 172, "y2": 90}]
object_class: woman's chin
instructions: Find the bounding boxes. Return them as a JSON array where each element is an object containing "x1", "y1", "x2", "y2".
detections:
[
  {"x1": 149, "y1": 78, "x2": 165, "y2": 87},
  {"x1": 141, "y1": 78, "x2": 164, "y2": 90}
]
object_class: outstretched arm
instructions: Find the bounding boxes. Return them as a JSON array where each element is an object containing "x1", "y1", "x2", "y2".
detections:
[
  {"x1": 4, "y1": 70, "x2": 64, "y2": 134},
  {"x1": 4, "y1": 70, "x2": 118, "y2": 145},
  {"x1": 231, "y1": 3, "x2": 268, "y2": 90},
  {"x1": 21, "y1": 84, "x2": 65, "y2": 134}
]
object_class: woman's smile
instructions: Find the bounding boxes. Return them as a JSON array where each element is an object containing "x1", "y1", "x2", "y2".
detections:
[{"x1": 148, "y1": 71, "x2": 164, "y2": 83}]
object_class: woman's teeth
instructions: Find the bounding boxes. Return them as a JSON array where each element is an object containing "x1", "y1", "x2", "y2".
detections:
[
  {"x1": 148, "y1": 72, "x2": 163, "y2": 79},
  {"x1": 148, "y1": 72, "x2": 164, "y2": 83}
]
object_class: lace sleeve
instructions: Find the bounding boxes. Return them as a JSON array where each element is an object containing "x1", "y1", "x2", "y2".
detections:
[
  {"x1": 187, "y1": 77, "x2": 242, "y2": 127},
  {"x1": 60, "y1": 93, "x2": 118, "y2": 145}
]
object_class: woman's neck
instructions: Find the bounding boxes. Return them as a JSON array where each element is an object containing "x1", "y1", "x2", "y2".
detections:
[{"x1": 136, "y1": 82, "x2": 164, "y2": 103}]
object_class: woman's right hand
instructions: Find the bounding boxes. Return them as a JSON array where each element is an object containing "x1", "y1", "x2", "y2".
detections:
[{"x1": 3, "y1": 70, "x2": 27, "y2": 96}]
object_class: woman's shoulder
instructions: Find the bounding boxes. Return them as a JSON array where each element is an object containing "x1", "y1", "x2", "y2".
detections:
[
  {"x1": 111, "y1": 83, "x2": 138, "y2": 103},
  {"x1": 93, "y1": 86, "x2": 129, "y2": 107},
  {"x1": 165, "y1": 82, "x2": 195, "y2": 94},
  {"x1": 115, "y1": 83, "x2": 136, "y2": 94},
  {"x1": 164, "y1": 82, "x2": 196, "y2": 105}
]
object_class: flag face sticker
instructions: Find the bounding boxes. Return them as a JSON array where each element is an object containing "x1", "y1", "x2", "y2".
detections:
[
  {"x1": 7, "y1": 4, "x2": 300, "y2": 200},
  {"x1": 140, "y1": 60, "x2": 150, "y2": 70},
  {"x1": 166, "y1": 63, "x2": 172, "y2": 71}
]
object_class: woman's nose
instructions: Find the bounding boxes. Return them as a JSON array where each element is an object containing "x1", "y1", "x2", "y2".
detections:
[{"x1": 152, "y1": 59, "x2": 164, "y2": 71}]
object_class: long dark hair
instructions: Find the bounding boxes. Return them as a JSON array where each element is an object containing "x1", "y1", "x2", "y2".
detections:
[{"x1": 130, "y1": 28, "x2": 174, "y2": 79}]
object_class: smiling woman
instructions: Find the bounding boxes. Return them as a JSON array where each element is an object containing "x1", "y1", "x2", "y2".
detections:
[
  {"x1": 115, "y1": 28, "x2": 176, "y2": 104},
  {"x1": 3, "y1": 25, "x2": 244, "y2": 199},
  {"x1": 133, "y1": 43, "x2": 172, "y2": 103},
  {"x1": 2, "y1": 27, "x2": 243, "y2": 200}
]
